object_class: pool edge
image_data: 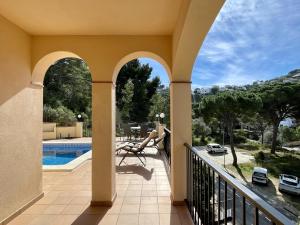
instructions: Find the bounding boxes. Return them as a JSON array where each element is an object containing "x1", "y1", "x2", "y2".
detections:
[{"x1": 43, "y1": 150, "x2": 92, "y2": 172}]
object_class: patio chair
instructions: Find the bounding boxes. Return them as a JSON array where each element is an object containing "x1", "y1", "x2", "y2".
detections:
[
  {"x1": 139, "y1": 123, "x2": 149, "y2": 139},
  {"x1": 117, "y1": 130, "x2": 158, "y2": 166},
  {"x1": 123, "y1": 124, "x2": 132, "y2": 140}
]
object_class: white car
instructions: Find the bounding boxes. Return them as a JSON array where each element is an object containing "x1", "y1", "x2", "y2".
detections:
[
  {"x1": 206, "y1": 143, "x2": 227, "y2": 154},
  {"x1": 279, "y1": 174, "x2": 300, "y2": 195},
  {"x1": 252, "y1": 167, "x2": 268, "y2": 185}
]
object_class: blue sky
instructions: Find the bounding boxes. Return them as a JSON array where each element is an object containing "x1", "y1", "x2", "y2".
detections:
[{"x1": 141, "y1": 0, "x2": 300, "y2": 89}]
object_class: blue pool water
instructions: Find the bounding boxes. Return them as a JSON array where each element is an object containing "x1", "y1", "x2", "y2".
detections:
[{"x1": 43, "y1": 143, "x2": 91, "y2": 165}]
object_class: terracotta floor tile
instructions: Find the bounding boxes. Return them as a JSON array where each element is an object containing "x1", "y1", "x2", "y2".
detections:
[
  {"x1": 97, "y1": 214, "x2": 118, "y2": 225},
  {"x1": 52, "y1": 196, "x2": 74, "y2": 205},
  {"x1": 139, "y1": 204, "x2": 158, "y2": 214},
  {"x1": 69, "y1": 196, "x2": 91, "y2": 205},
  {"x1": 6, "y1": 215, "x2": 35, "y2": 225},
  {"x1": 140, "y1": 197, "x2": 157, "y2": 205},
  {"x1": 157, "y1": 197, "x2": 171, "y2": 204},
  {"x1": 61, "y1": 204, "x2": 86, "y2": 215},
  {"x1": 23, "y1": 204, "x2": 48, "y2": 215},
  {"x1": 43, "y1": 205, "x2": 66, "y2": 214},
  {"x1": 29, "y1": 215, "x2": 59, "y2": 225},
  {"x1": 158, "y1": 204, "x2": 178, "y2": 214},
  {"x1": 159, "y1": 213, "x2": 181, "y2": 225},
  {"x1": 107, "y1": 204, "x2": 122, "y2": 214},
  {"x1": 123, "y1": 196, "x2": 141, "y2": 204},
  {"x1": 138, "y1": 214, "x2": 160, "y2": 225},
  {"x1": 117, "y1": 214, "x2": 139, "y2": 225},
  {"x1": 53, "y1": 215, "x2": 78, "y2": 225},
  {"x1": 120, "y1": 204, "x2": 140, "y2": 214}
]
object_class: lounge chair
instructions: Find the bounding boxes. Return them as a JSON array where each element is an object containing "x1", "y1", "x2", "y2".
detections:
[
  {"x1": 117, "y1": 130, "x2": 158, "y2": 166},
  {"x1": 150, "y1": 132, "x2": 166, "y2": 150}
]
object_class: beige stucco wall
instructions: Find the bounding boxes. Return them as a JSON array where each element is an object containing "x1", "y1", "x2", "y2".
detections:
[
  {"x1": 31, "y1": 36, "x2": 172, "y2": 84},
  {"x1": 56, "y1": 122, "x2": 83, "y2": 139},
  {"x1": 42, "y1": 122, "x2": 83, "y2": 140},
  {"x1": 43, "y1": 123, "x2": 56, "y2": 140},
  {"x1": 0, "y1": 15, "x2": 42, "y2": 223}
]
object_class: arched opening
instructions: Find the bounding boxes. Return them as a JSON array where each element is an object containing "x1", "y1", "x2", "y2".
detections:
[
  {"x1": 114, "y1": 56, "x2": 171, "y2": 199},
  {"x1": 32, "y1": 52, "x2": 93, "y2": 170}
]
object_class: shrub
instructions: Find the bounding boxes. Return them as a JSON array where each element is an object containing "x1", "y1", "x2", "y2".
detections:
[
  {"x1": 192, "y1": 136, "x2": 200, "y2": 146},
  {"x1": 255, "y1": 151, "x2": 265, "y2": 161},
  {"x1": 234, "y1": 134, "x2": 247, "y2": 144},
  {"x1": 43, "y1": 105, "x2": 76, "y2": 126}
]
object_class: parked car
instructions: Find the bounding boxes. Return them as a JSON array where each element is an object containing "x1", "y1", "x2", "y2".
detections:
[
  {"x1": 206, "y1": 143, "x2": 227, "y2": 154},
  {"x1": 252, "y1": 167, "x2": 268, "y2": 185},
  {"x1": 279, "y1": 174, "x2": 300, "y2": 195}
]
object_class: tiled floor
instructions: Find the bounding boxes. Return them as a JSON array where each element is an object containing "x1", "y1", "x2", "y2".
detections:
[{"x1": 7, "y1": 147, "x2": 193, "y2": 225}]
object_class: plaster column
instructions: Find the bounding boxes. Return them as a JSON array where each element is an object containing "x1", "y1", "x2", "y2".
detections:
[
  {"x1": 91, "y1": 81, "x2": 116, "y2": 206},
  {"x1": 170, "y1": 82, "x2": 192, "y2": 205}
]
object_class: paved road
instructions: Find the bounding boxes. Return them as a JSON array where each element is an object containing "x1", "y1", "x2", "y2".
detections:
[{"x1": 195, "y1": 146, "x2": 254, "y2": 165}]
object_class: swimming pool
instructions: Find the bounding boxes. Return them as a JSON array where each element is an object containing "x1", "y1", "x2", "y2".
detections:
[{"x1": 43, "y1": 143, "x2": 92, "y2": 165}]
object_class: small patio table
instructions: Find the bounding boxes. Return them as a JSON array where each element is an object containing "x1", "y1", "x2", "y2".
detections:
[{"x1": 130, "y1": 126, "x2": 141, "y2": 140}]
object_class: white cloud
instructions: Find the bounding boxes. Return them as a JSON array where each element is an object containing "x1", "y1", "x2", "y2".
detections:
[{"x1": 192, "y1": 0, "x2": 300, "y2": 87}]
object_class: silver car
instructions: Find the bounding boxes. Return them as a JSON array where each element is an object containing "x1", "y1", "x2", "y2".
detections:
[
  {"x1": 252, "y1": 167, "x2": 268, "y2": 185},
  {"x1": 206, "y1": 143, "x2": 227, "y2": 154},
  {"x1": 279, "y1": 174, "x2": 300, "y2": 195}
]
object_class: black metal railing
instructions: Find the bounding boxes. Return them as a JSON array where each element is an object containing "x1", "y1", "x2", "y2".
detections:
[
  {"x1": 185, "y1": 143, "x2": 294, "y2": 225},
  {"x1": 163, "y1": 127, "x2": 171, "y2": 164}
]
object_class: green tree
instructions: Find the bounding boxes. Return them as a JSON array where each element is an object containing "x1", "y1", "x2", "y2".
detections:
[
  {"x1": 200, "y1": 91, "x2": 262, "y2": 166},
  {"x1": 255, "y1": 82, "x2": 300, "y2": 153},
  {"x1": 120, "y1": 79, "x2": 134, "y2": 123},
  {"x1": 43, "y1": 58, "x2": 92, "y2": 128},
  {"x1": 192, "y1": 118, "x2": 211, "y2": 139},
  {"x1": 245, "y1": 113, "x2": 268, "y2": 144},
  {"x1": 116, "y1": 59, "x2": 160, "y2": 123},
  {"x1": 211, "y1": 85, "x2": 220, "y2": 95},
  {"x1": 148, "y1": 86, "x2": 170, "y2": 127}
]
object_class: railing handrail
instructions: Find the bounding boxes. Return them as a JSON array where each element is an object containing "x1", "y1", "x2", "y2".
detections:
[{"x1": 184, "y1": 143, "x2": 295, "y2": 225}]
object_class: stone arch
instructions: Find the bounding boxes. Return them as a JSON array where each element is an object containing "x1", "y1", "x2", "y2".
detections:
[
  {"x1": 112, "y1": 51, "x2": 172, "y2": 84},
  {"x1": 31, "y1": 51, "x2": 89, "y2": 85}
]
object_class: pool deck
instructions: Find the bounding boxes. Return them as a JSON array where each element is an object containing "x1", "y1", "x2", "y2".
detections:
[{"x1": 8, "y1": 146, "x2": 193, "y2": 225}]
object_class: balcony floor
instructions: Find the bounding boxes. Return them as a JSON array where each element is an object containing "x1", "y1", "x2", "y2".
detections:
[{"x1": 8, "y1": 146, "x2": 193, "y2": 225}]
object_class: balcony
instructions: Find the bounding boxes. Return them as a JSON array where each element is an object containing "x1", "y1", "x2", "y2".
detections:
[
  {"x1": 7, "y1": 145, "x2": 193, "y2": 225},
  {"x1": 184, "y1": 144, "x2": 294, "y2": 225}
]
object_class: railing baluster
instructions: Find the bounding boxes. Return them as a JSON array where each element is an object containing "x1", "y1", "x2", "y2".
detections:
[
  {"x1": 208, "y1": 167, "x2": 211, "y2": 225},
  {"x1": 193, "y1": 154, "x2": 196, "y2": 223},
  {"x1": 212, "y1": 170, "x2": 215, "y2": 225},
  {"x1": 254, "y1": 207, "x2": 259, "y2": 225},
  {"x1": 200, "y1": 160, "x2": 203, "y2": 225},
  {"x1": 224, "y1": 181, "x2": 227, "y2": 225},
  {"x1": 218, "y1": 175, "x2": 221, "y2": 225},
  {"x1": 243, "y1": 196, "x2": 246, "y2": 225},
  {"x1": 233, "y1": 188, "x2": 236, "y2": 225},
  {"x1": 197, "y1": 156, "x2": 200, "y2": 225},
  {"x1": 190, "y1": 150, "x2": 192, "y2": 212},
  {"x1": 204, "y1": 163, "x2": 207, "y2": 225}
]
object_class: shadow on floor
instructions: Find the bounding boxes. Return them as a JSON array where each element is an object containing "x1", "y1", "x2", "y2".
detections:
[
  {"x1": 71, "y1": 206, "x2": 109, "y2": 225},
  {"x1": 116, "y1": 165, "x2": 154, "y2": 180}
]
